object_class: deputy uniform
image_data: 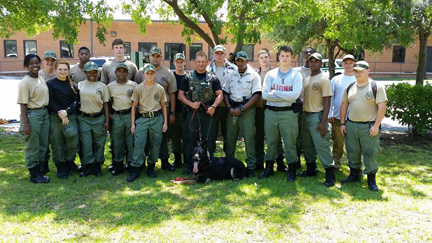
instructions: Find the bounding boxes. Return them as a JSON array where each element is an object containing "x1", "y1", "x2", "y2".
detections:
[
  {"x1": 77, "y1": 62, "x2": 110, "y2": 173},
  {"x1": 206, "y1": 45, "x2": 237, "y2": 154},
  {"x1": 46, "y1": 77, "x2": 79, "y2": 179},
  {"x1": 180, "y1": 70, "x2": 222, "y2": 171},
  {"x1": 130, "y1": 65, "x2": 167, "y2": 170},
  {"x1": 341, "y1": 61, "x2": 387, "y2": 191},
  {"x1": 17, "y1": 75, "x2": 50, "y2": 171},
  {"x1": 299, "y1": 53, "x2": 335, "y2": 186},
  {"x1": 223, "y1": 54, "x2": 261, "y2": 171},
  {"x1": 101, "y1": 60, "x2": 137, "y2": 84},
  {"x1": 260, "y1": 64, "x2": 302, "y2": 178},
  {"x1": 107, "y1": 63, "x2": 138, "y2": 175}
]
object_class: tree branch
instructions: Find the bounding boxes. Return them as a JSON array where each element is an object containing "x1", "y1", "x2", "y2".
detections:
[{"x1": 189, "y1": 0, "x2": 221, "y2": 45}]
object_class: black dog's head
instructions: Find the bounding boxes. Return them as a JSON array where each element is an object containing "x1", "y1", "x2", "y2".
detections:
[{"x1": 192, "y1": 141, "x2": 210, "y2": 174}]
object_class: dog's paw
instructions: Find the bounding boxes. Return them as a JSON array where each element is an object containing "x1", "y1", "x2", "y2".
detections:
[{"x1": 205, "y1": 178, "x2": 212, "y2": 183}]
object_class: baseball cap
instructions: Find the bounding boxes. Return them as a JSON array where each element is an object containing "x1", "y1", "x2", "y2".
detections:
[
  {"x1": 115, "y1": 63, "x2": 130, "y2": 72},
  {"x1": 43, "y1": 50, "x2": 57, "y2": 60},
  {"x1": 354, "y1": 61, "x2": 370, "y2": 71},
  {"x1": 84, "y1": 61, "x2": 99, "y2": 72},
  {"x1": 63, "y1": 124, "x2": 77, "y2": 138},
  {"x1": 144, "y1": 64, "x2": 156, "y2": 73},
  {"x1": 308, "y1": 53, "x2": 323, "y2": 61},
  {"x1": 174, "y1": 53, "x2": 185, "y2": 61},
  {"x1": 150, "y1": 46, "x2": 162, "y2": 56},
  {"x1": 235, "y1": 51, "x2": 248, "y2": 61},
  {"x1": 342, "y1": 54, "x2": 356, "y2": 62},
  {"x1": 214, "y1": 45, "x2": 226, "y2": 53}
]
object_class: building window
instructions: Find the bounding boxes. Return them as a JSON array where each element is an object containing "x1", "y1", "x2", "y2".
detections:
[
  {"x1": 392, "y1": 46, "x2": 405, "y2": 63},
  {"x1": 4, "y1": 40, "x2": 17, "y2": 57},
  {"x1": 242, "y1": 45, "x2": 254, "y2": 61},
  {"x1": 60, "y1": 41, "x2": 74, "y2": 58},
  {"x1": 23, "y1": 40, "x2": 37, "y2": 57},
  {"x1": 189, "y1": 43, "x2": 202, "y2": 60},
  {"x1": 125, "y1": 42, "x2": 131, "y2": 56},
  {"x1": 165, "y1": 43, "x2": 185, "y2": 61},
  {"x1": 138, "y1": 42, "x2": 157, "y2": 63}
]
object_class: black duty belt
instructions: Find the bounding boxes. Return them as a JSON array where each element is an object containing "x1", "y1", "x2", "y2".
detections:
[
  {"x1": 114, "y1": 108, "x2": 131, "y2": 114},
  {"x1": 140, "y1": 110, "x2": 161, "y2": 118},
  {"x1": 28, "y1": 106, "x2": 46, "y2": 110},
  {"x1": 303, "y1": 111, "x2": 321, "y2": 114},
  {"x1": 266, "y1": 105, "x2": 293, "y2": 112},
  {"x1": 348, "y1": 119, "x2": 375, "y2": 124},
  {"x1": 81, "y1": 110, "x2": 104, "y2": 118}
]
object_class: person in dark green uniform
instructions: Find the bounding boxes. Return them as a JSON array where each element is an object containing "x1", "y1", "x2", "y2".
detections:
[
  {"x1": 77, "y1": 61, "x2": 110, "y2": 177},
  {"x1": 18, "y1": 54, "x2": 50, "y2": 183},
  {"x1": 46, "y1": 59, "x2": 79, "y2": 179},
  {"x1": 178, "y1": 51, "x2": 224, "y2": 175}
]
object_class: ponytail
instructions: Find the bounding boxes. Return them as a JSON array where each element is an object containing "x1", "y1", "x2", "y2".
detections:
[{"x1": 57, "y1": 59, "x2": 77, "y2": 94}]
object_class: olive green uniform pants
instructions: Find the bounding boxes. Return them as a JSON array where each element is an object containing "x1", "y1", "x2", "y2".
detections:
[{"x1": 49, "y1": 113, "x2": 78, "y2": 163}]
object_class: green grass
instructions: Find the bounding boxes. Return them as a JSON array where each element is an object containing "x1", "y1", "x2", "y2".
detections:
[{"x1": 1, "y1": 131, "x2": 431, "y2": 242}]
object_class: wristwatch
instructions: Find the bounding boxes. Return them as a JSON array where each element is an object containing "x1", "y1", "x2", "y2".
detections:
[
  {"x1": 170, "y1": 111, "x2": 176, "y2": 115},
  {"x1": 239, "y1": 104, "x2": 244, "y2": 112}
]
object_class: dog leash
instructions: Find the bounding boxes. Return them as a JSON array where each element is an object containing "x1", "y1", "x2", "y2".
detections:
[{"x1": 189, "y1": 102, "x2": 214, "y2": 142}]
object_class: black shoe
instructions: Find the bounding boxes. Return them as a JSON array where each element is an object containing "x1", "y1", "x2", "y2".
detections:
[
  {"x1": 276, "y1": 157, "x2": 287, "y2": 172},
  {"x1": 161, "y1": 159, "x2": 175, "y2": 171},
  {"x1": 183, "y1": 166, "x2": 192, "y2": 175},
  {"x1": 93, "y1": 162, "x2": 102, "y2": 176},
  {"x1": 287, "y1": 163, "x2": 296, "y2": 182},
  {"x1": 40, "y1": 161, "x2": 50, "y2": 175},
  {"x1": 367, "y1": 173, "x2": 379, "y2": 191},
  {"x1": 147, "y1": 163, "x2": 157, "y2": 178},
  {"x1": 126, "y1": 166, "x2": 140, "y2": 182},
  {"x1": 341, "y1": 168, "x2": 362, "y2": 183},
  {"x1": 258, "y1": 161, "x2": 275, "y2": 179},
  {"x1": 29, "y1": 164, "x2": 50, "y2": 183},
  {"x1": 247, "y1": 168, "x2": 255, "y2": 178},
  {"x1": 171, "y1": 152, "x2": 183, "y2": 168},
  {"x1": 79, "y1": 164, "x2": 94, "y2": 177},
  {"x1": 297, "y1": 162, "x2": 318, "y2": 177},
  {"x1": 55, "y1": 162, "x2": 69, "y2": 179},
  {"x1": 323, "y1": 167, "x2": 336, "y2": 187},
  {"x1": 111, "y1": 161, "x2": 124, "y2": 176},
  {"x1": 68, "y1": 161, "x2": 82, "y2": 173}
]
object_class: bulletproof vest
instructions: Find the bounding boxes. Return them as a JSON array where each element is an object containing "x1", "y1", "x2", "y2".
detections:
[{"x1": 188, "y1": 71, "x2": 216, "y2": 103}]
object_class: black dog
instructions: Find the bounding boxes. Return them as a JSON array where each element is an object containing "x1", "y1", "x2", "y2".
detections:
[{"x1": 172, "y1": 141, "x2": 247, "y2": 184}]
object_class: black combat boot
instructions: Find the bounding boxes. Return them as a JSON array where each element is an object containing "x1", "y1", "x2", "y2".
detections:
[
  {"x1": 68, "y1": 161, "x2": 82, "y2": 173},
  {"x1": 29, "y1": 164, "x2": 50, "y2": 183},
  {"x1": 40, "y1": 161, "x2": 50, "y2": 175},
  {"x1": 161, "y1": 159, "x2": 175, "y2": 171},
  {"x1": 247, "y1": 168, "x2": 255, "y2": 178},
  {"x1": 294, "y1": 156, "x2": 302, "y2": 170},
  {"x1": 341, "y1": 167, "x2": 362, "y2": 183},
  {"x1": 79, "y1": 163, "x2": 94, "y2": 177},
  {"x1": 367, "y1": 173, "x2": 379, "y2": 191},
  {"x1": 259, "y1": 161, "x2": 275, "y2": 179},
  {"x1": 126, "y1": 166, "x2": 140, "y2": 182},
  {"x1": 287, "y1": 163, "x2": 297, "y2": 182},
  {"x1": 147, "y1": 163, "x2": 157, "y2": 178},
  {"x1": 297, "y1": 162, "x2": 318, "y2": 177},
  {"x1": 55, "y1": 162, "x2": 69, "y2": 179},
  {"x1": 93, "y1": 162, "x2": 102, "y2": 176},
  {"x1": 276, "y1": 157, "x2": 287, "y2": 172},
  {"x1": 111, "y1": 161, "x2": 124, "y2": 176},
  {"x1": 323, "y1": 167, "x2": 336, "y2": 187},
  {"x1": 171, "y1": 152, "x2": 183, "y2": 168}
]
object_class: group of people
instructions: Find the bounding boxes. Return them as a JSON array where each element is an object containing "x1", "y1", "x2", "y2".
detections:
[{"x1": 17, "y1": 38, "x2": 387, "y2": 191}]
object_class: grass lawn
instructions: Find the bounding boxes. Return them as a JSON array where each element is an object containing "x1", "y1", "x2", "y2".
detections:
[{"x1": 0, "y1": 130, "x2": 431, "y2": 242}]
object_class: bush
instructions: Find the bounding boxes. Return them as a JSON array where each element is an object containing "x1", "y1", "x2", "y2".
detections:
[{"x1": 385, "y1": 82, "x2": 432, "y2": 136}]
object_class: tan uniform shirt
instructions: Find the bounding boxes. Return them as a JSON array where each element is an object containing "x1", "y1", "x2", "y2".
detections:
[
  {"x1": 38, "y1": 69, "x2": 57, "y2": 82},
  {"x1": 135, "y1": 66, "x2": 177, "y2": 105},
  {"x1": 17, "y1": 75, "x2": 49, "y2": 109},
  {"x1": 298, "y1": 66, "x2": 311, "y2": 101},
  {"x1": 107, "y1": 80, "x2": 138, "y2": 111},
  {"x1": 303, "y1": 72, "x2": 332, "y2": 112},
  {"x1": 342, "y1": 81, "x2": 387, "y2": 122},
  {"x1": 70, "y1": 64, "x2": 88, "y2": 84},
  {"x1": 132, "y1": 82, "x2": 167, "y2": 113},
  {"x1": 78, "y1": 80, "x2": 110, "y2": 114},
  {"x1": 101, "y1": 60, "x2": 138, "y2": 84}
]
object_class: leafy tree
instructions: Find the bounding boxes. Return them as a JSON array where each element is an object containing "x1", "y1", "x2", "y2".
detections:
[{"x1": 0, "y1": 0, "x2": 114, "y2": 45}]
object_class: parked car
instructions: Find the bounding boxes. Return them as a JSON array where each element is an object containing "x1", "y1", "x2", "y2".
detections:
[
  {"x1": 90, "y1": 57, "x2": 113, "y2": 67},
  {"x1": 321, "y1": 59, "x2": 344, "y2": 78}
]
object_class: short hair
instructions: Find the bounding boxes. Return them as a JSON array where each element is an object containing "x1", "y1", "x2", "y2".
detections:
[
  {"x1": 112, "y1": 38, "x2": 125, "y2": 48},
  {"x1": 257, "y1": 48, "x2": 270, "y2": 58},
  {"x1": 195, "y1": 51, "x2": 208, "y2": 60},
  {"x1": 23, "y1": 54, "x2": 41, "y2": 68},
  {"x1": 78, "y1": 46, "x2": 90, "y2": 53},
  {"x1": 278, "y1": 45, "x2": 294, "y2": 56}
]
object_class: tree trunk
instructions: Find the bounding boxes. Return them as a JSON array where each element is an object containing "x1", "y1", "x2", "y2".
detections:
[
  {"x1": 326, "y1": 39, "x2": 337, "y2": 79},
  {"x1": 415, "y1": 30, "x2": 429, "y2": 86}
]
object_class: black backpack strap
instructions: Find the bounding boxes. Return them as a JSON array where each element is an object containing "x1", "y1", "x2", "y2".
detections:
[
  {"x1": 346, "y1": 81, "x2": 356, "y2": 95},
  {"x1": 371, "y1": 80, "x2": 377, "y2": 99}
]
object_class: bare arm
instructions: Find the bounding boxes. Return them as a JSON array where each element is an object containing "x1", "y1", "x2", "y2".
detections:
[
  {"x1": 161, "y1": 101, "x2": 168, "y2": 132},
  {"x1": 131, "y1": 101, "x2": 138, "y2": 134},
  {"x1": 370, "y1": 101, "x2": 387, "y2": 137},
  {"x1": 20, "y1": 104, "x2": 30, "y2": 135},
  {"x1": 340, "y1": 102, "x2": 348, "y2": 135},
  {"x1": 317, "y1": 96, "x2": 331, "y2": 137},
  {"x1": 103, "y1": 102, "x2": 110, "y2": 132}
]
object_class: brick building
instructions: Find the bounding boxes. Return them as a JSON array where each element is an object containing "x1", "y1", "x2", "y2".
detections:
[{"x1": 1, "y1": 19, "x2": 432, "y2": 77}]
